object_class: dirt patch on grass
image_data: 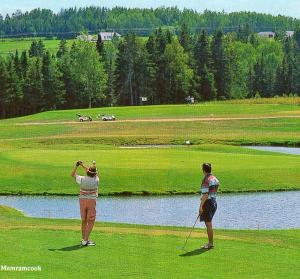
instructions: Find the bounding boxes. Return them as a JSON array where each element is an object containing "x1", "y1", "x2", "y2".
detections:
[
  {"x1": 1, "y1": 223, "x2": 296, "y2": 248},
  {"x1": 2, "y1": 223, "x2": 232, "y2": 240}
]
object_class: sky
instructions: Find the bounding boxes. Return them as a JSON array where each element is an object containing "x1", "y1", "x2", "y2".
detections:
[{"x1": 1, "y1": 0, "x2": 300, "y2": 18}]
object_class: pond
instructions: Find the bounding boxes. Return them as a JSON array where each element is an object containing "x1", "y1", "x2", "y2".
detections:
[
  {"x1": 0, "y1": 191, "x2": 299, "y2": 229},
  {"x1": 245, "y1": 146, "x2": 300, "y2": 155}
]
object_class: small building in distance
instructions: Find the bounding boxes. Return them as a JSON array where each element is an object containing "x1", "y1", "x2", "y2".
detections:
[
  {"x1": 257, "y1": 31, "x2": 275, "y2": 38},
  {"x1": 257, "y1": 31, "x2": 294, "y2": 39},
  {"x1": 99, "y1": 32, "x2": 121, "y2": 41},
  {"x1": 286, "y1": 31, "x2": 295, "y2": 37},
  {"x1": 77, "y1": 34, "x2": 96, "y2": 42}
]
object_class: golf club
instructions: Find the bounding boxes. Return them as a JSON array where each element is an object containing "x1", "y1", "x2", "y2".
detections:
[{"x1": 180, "y1": 214, "x2": 200, "y2": 251}]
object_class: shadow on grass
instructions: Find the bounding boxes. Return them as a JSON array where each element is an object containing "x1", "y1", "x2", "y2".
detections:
[
  {"x1": 48, "y1": 244, "x2": 86, "y2": 252},
  {"x1": 179, "y1": 248, "x2": 210, "y2": 257}
]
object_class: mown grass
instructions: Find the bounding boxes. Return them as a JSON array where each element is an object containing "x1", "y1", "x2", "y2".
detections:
[
  {"x1": 0, "y1": 99, "x2": 299, "y2": 195},
  {"x1": 54, "y1": 117, "x2": 300, "y2": 146},
  {"x1": 1, "y1": 117, "x2": 300, "y2": 146},
  {"x1": 0, "y1": 205, "x2": 299, "y2": 279},
  {"x1": 0, "y1": 124, "x2": 72, "y2": 139},
  {"x1": 2, "y1": 99, "x2": 300, "y2": 123},
  {"x1": 221, "y1": 96, "x2": 300, "y2": 105},
  {"x1": 0, "y1": 38, "x2": 76, "y2": 56},
  {"x1": 0, "y1": 145, "x2": 299, "y2": 195}
]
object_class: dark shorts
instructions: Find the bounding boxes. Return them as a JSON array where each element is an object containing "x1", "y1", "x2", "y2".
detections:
[{"x1": 200, "y1": 199, "x2": 217, "y2": 222}]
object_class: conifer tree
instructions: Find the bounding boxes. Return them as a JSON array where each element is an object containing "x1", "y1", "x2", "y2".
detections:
[{"x1": 211, "y1": 30, "x2": 231, "y2": 99}]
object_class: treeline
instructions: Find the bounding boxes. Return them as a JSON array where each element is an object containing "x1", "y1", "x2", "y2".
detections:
[
  {"x1": 1, "y1": 26, "x2": 300, "y2": 119},
  {"x1": 1, "y1": 7, "x2": 300, "y2": 37}
]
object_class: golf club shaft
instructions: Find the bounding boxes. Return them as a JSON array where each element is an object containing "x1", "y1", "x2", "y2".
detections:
[{"x1": 182, "y1": 214, "x2": 200, "y2": 250}]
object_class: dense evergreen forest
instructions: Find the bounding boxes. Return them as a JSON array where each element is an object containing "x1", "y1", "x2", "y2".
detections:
[
  {"x1": 1, "y1": 7, "x2": 300, "y2": 119},
  {"x1": 0, "y1": 7, "x2": 300, "y2": 37},
  {"x1": 1, "y1": 25, "x2": 300, "y2": 119}
]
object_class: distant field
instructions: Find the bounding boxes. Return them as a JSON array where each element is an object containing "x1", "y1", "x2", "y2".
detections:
[
  {"x1": 1, "y1": 205, "x2": 299, "y2": 279},
  {"x1": 0, "y1": 38, "x2": 76, "y2": 56},
  {"x1": 0, "y1": 35, "x2": 149, "y2": 56}
]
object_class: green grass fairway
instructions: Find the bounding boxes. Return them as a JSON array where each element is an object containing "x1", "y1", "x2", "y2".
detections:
[
  {"x1": 3, "y1": 99, "x2": 300, "y2": 123},
  {"x1": 0, "y1": 38, "x2": 76, "y2": 56},
  {"x1": 0, "y1": 99, "x2": 299, "y2": 194},
  {"x1": 0, "y1": 145, "x2": 299, "y2": 195},
  {"x1": 1, "y1": 99, "x2": 300, "y2": 146},
  {"x1": 0, "y1": 205, "x2": 299, "y2": 279},
  {"x1": 1, "y1": 117, "x2": 300, "y2": 146}
]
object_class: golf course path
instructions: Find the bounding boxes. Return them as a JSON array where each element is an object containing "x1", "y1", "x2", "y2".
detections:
[{"x1": 13, "y1": 115, "x2": 300, "y2": 126}]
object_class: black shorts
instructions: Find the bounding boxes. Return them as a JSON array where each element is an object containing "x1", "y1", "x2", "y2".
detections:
[{"x1": 200, "y1": 199, "x2": 217, "y2": 222}]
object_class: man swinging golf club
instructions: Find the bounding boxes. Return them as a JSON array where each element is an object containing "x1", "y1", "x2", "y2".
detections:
[
  {"x1": 199, "y1": 163, "x2": 219, "y2": 249},
  {"x1": 71, "y1": 160, "x2": 99, "y2": 246}
]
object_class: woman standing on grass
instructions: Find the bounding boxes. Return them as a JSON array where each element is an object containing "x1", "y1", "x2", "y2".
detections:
[
  {"x1": 199, "y1": 163, "x2": 219, "y2": 249},
  {"x1": 71, "y1": 160, "x2": 99, "y2": 246}
]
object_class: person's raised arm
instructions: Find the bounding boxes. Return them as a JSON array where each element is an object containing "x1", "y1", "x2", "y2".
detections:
[
  {"x1": 71, "y1": 161, "x2": 82, "y2": 178},
  {"x1": 71, "y1": 165, "x2": 78, "y2": 178}
]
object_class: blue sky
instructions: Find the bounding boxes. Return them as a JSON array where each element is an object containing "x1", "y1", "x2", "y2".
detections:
[{"x1": 1, "y1": 0, "x2": 300, "y2": 18}]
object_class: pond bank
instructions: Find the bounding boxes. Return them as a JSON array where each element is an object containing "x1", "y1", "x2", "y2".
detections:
[{"x1": 0, "y1": 187, "x2": 300, "y2": 197}]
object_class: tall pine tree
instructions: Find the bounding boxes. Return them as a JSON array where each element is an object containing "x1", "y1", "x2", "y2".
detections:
[
  {"x1": 24, "y1": 57, "x2": 44, "y2": 114},
  {"x1": 194, "y1": 31, "x2": 216, "y2": 100},
  {"x1": 42, "y1": 51, "x2": 65, "y2": 110},
  {"x1": 211, "y1": 30, "x2": 231, "y2": 99}
]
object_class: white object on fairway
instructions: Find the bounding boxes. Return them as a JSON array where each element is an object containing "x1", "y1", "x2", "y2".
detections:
[{"x1": 101, "y1": 115, "x2": 116, "y2": 121}]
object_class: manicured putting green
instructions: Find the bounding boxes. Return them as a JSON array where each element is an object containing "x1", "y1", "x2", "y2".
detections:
[{"x1": 0, "y1": 145, "x2": 299, "y2": 195}]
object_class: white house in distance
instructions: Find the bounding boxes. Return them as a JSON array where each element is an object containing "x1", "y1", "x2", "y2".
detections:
[
  {"x1": 257, "y1": 31, "x2": 295, "y2": 38},
  {"x1": 99, "y1": 32, "x2": 121, "y2": 41},
  {"x1": 77, "y1": 32, "x2": 121, "y2": 42},
  {"x1": 257, "y1": 31, "x2": 275, "y2": 38},
  {"x1": 286, "y1": 31, "x2": 295, "y2": 37},
  {"x1": 77, "y1": 34, "x2": 95, "y2": 42}
]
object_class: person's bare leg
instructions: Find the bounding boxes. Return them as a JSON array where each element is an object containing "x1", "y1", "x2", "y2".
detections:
[
  {"x1": 205, "y1": 221, "x2": 214, "y2": 246},
  {"x1": 84, "y1": 211, "x2": 95, "y2": 241},
  {"x1": 84, "y1": 201, "x2": 96, "y2": 241},
  {"x1": 81, "y1": 219, "x2": 87, "y2": 239},
  {"x1": 84, "y1": 218, "x2": 95, "y2": 241},
  {"x1": 80, "y1": 199, "x2": 88, "y2": 240}
]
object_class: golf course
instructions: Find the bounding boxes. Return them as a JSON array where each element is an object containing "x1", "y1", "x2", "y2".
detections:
[
  {"x1": 0, "y1": 98, "x2": 300, "y2": 278},
  {"x1": 1, "y1": 205, "x2": 300, "y2": 278},
  {"x1": 0, "y1": 98, "x2": 300, "y2": 195}
]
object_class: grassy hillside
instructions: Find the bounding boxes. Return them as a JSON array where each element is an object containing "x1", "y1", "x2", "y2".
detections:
[
  {"x1": 1, "y1": 100, "x2": 300, "y2": 146},
  {"x1": 0, "y1": 205, "x2": 299, "y2": 279},
  {"x1": 3, "y1": 99, "x2": 300, "y2": 123},
  {"x1": 0, "y1": 99, "x2": 299, "y2": 195},
  {"x1": 1, "y1": 118, "x2": 300, "y2": 146}
]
